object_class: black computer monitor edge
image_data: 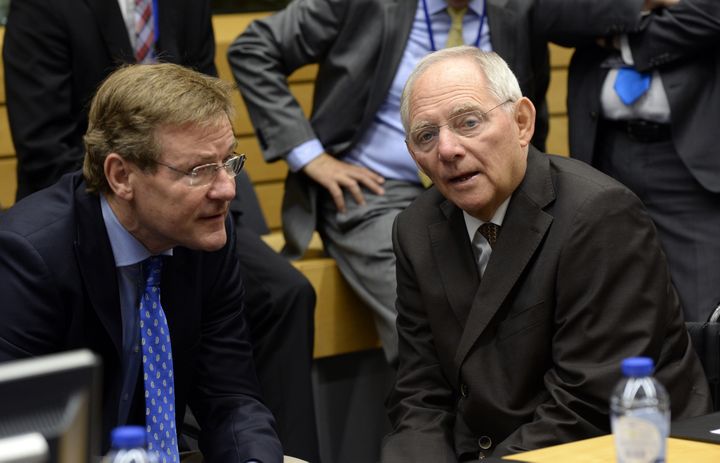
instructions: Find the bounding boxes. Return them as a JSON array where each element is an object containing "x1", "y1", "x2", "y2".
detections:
[{"x1": 0, "y1": 349, "x2": 102, "y2": 463}]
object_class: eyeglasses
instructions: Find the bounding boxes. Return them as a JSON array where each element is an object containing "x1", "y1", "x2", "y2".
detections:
[
  {"x1": 407, "y1": 100, "x2": 514, "y2": 154},
  {"x1": 155, "y1": 154, "x2": 247, "y2": 187}
]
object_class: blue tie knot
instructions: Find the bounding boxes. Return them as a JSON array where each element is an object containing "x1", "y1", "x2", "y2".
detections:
[{"x1": 144, "y1": 256, "x2": 163, "y2": 288}]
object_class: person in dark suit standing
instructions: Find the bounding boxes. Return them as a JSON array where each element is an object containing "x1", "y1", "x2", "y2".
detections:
[
  {"x1": 546, "y1": 0, "x2": 720, "y2": 322},
  {"x1": 2, "y1": 1, "x2": 320, "y2": 460},
  {"x1": 382, "y1": 46, "x2": 711, "y2": 461},
  {"x1": 0, "y1": 63, "x2": 283, "y2": 462},
  {"x1": 229, "y1": 0, "x2": 550, "y2": 365}
]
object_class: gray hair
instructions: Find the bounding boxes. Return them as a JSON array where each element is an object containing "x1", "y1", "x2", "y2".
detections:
[{"x1": 400, "y1": 46, "x2": 522, "y2": 132}]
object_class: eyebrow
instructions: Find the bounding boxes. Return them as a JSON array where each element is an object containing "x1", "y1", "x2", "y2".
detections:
[
  {"x1": 448, "y1": 103, "x2": 483, "y2": 119},
  {"x1": 409, "y1": 103, "x2": 484, "y2": 134},
  {"x1": 186, "y1": 140, "x2": 239, "y2": 165}
]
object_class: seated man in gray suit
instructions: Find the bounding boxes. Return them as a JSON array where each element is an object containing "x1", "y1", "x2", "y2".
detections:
[
  {"x1": 229, "y1": 0, "x2": 550, "y2": 365},
  {"x1": 382, "y1": 46, "x2": 711, "y2": 462}
]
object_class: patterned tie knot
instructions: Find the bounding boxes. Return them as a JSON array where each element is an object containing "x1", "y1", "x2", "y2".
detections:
[
  {"x1": 478, "y1": 222, "x2": 499, "y2": 248},
  {"x1": 144, "y1": 256, "x2": 162, "y2": 289}
]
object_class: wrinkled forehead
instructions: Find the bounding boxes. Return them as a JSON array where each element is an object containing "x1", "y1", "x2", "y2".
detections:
[{"x1": 409, "y1": 59, "x2": 492, "y2": 120}]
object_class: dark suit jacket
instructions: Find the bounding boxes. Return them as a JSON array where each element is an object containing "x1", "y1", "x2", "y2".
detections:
[
  {"x1": 542, "y1": 0, "x2": 720, "y2": 193},
  {"x1": 2, "y1": 0, "x2": 216, "y2": 199},
  {"x1": 382, "y1": 148, "x2": 711, "y2": 462},
  {"x1": 229, "y1": 0, "x2": 550, "y2": 257},
  {"x1": 0, "y1": 173, "x2": 283, "y2": 462}
]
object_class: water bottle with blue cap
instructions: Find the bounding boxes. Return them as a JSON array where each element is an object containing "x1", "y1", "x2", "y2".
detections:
[
  {"x1": 103, "y1": 425, "x2": 158, "y2": 463},
  {"x1": 610, "y1": 356, "x2": 670, "y2": 463}
]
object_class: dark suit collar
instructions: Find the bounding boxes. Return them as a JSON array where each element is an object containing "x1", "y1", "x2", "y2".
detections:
[
  {"x1": 155, "y1": 0, "x2": 180, "y2": 61},
  {"x1": 83, "y1": 0, "x2": 134, "y2": 63},
  {"x1": 73, "y1": 177, "x2": 123, "y2": 357},
  {"x1": 453, "y1": 147, "x2": 555, "y2": 369}
]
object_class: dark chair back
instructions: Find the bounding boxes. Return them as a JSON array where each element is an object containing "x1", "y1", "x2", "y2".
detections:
[{"x1": 686, "y1": 321, "x2": 720, "y2": 411}]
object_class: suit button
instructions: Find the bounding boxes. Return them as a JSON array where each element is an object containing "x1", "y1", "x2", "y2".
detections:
[
  {"x1": 478, "y1": 435, "x2": 492, "y2": 450},
  {"x1": 460, "y1": 383, "x2": 469, "y2": 398}
]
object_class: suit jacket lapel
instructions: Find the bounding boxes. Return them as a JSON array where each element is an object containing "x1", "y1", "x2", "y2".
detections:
[
  {"x1": 84, "y1": 0, "x2": 134, "y2": 63},
  {"x1": 156, "y1": 0, "x2": 178, "y2": 59},
  {"x1": 73, "y1": 182, "x2": 123, "y2": 357},
  {"x1": 430, "y1": 200, "x2": 480, "y2": 325},
  {"x1": 486, "y1": 0, "x2": 517, "y2": 70},
  {"x1": 453, "y1": 148, "x2": 555, "y2": 370}
]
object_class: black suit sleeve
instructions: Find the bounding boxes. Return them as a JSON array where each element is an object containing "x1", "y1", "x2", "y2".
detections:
[
  {"x1": 189, "y1": 220, "x2": 283, "y2": 463},
  {"x1": 0, "y1": 228, "x2": 71, "y2": 360},
  {"x1": 628, "y1": 0, "x2": 720, "y2": 71},
  {"x1": 2, "y1": 0, "x2": 85, "y2": 198}
]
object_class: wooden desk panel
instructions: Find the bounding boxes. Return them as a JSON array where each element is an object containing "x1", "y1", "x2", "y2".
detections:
[{"x1": 507, "y1": 435, "x2": 720, "y2": 463}]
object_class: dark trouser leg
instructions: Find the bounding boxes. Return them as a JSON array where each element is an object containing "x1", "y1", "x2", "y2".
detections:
[
  {"x1": 595, "y1": 124, "x2": 720, "y2": 322},
  {"x1": 235, "y1": 224, "x2": 320, "y2": 462}
]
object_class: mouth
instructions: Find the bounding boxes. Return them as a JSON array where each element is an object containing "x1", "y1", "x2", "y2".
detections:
[
  {"x1": 448, "y1": 171, "x2": 480, "y2": 184},
  {"x1": 199, "y1": 209, "x2": 228, "y2": 222}
]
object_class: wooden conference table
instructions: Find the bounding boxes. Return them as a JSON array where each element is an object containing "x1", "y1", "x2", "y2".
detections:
[{"x1": 506, "y1": 435, "x2": 720, "y2": 462}]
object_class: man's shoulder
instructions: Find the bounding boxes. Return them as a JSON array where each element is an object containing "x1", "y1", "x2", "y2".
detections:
[
  {"x1": 540, "y1": 152, "x2": 644, "y2": 217},
  {"x1": 546, "y1": 153, "x2": 631, "y2": 196},
  {"x1": 0, "y1": 173, "x2": 84, "y2": 241},
  {"x1": 396, "y1": 187, "x2": 447, "y2": 229}
]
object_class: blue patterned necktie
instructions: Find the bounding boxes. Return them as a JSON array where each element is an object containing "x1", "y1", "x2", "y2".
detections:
[
  {"x1": 139, "y1": 256, "x2": 179, "y2": 462},
  {"x1": 614, "y1": 67, "x2": 651, "y2": 105}
]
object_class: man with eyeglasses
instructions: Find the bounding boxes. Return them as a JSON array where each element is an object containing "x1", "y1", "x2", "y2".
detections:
[
  {"x1": 230, "y1": 0, "x2": 550, "y2": 367},
  {"x1": 381, "y1": 47, "x2": 711, "y2": 462},
  {"x1": 0, "y1": 64, "x2": 283, "y2": 462},
  {"x1": 4, "y1": 2, "x2": 320, "y2": 460}
]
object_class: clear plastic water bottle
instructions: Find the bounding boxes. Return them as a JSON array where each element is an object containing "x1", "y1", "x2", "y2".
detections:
[
  {"x1": 610, "y1": 357, "x2": 670, "y2": 463},
  {"x1": 102, "y1": 426, "x2": 157, "y2": 463}
]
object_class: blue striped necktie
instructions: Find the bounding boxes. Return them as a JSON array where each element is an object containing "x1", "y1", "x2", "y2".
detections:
[{"x1": 139, "y1": 256, "x2": 179, "y2": 462}]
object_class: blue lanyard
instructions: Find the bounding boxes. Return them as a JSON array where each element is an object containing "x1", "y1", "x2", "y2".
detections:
[{"x1": 421, "y1": 0, "x2": 487, "y2": 51}]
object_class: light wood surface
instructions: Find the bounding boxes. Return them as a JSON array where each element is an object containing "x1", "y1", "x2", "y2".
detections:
[
  {"x1": 507, "y1": 435, "x2": 720, "y2": 462},
  {"x1": 262, "y1": 232, "x2": 381, "y2": 358}
]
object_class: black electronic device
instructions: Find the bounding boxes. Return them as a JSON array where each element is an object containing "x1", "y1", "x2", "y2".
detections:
[{"x1": 0, "y1": 350, "x2": 102, "y2": 463}]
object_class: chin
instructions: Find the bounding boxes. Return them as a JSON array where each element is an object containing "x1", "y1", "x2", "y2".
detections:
[{"x1": 189, "y1": 230, "x2": 228, "y2": 252}]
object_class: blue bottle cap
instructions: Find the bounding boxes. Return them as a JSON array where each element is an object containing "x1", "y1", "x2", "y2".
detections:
[
  {"x1": 621, "y1": 357, "x2": 654, "y2": 377},
  {"x1": 111, "y1": 425, "x2": 146, "y2": 448}
]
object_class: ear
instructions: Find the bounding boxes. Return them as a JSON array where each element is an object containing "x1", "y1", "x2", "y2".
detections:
[
  {"x1": 104, "y1": 153, "x2": 134, "y2": 200},
  {"x1": 514, "y1": 97, "x2": 536, "y2": 148}
]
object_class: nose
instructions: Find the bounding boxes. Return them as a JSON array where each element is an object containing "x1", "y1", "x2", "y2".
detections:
[
  {"x1": 436, "y1": 126, "x2": 464, "y2": 162},
  {"x1": 207, "y1": 169, "x2": 236, "y2": 201}
]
